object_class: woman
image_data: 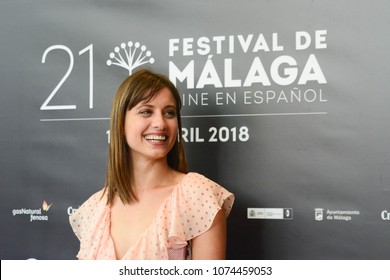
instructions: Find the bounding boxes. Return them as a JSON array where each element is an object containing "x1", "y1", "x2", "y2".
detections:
[{"x1": 70, "y1": 69, "x2": 234, "y2": 259}]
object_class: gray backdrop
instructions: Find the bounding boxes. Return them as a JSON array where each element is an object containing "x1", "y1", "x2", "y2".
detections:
[{"x1": 1, "y1": 0, "x2": 389, "y2": 259}]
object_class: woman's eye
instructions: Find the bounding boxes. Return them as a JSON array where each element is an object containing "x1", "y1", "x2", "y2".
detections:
[
  {"x1": 165, "y1": 110, "x2": 177, "y2": 118},
  {"x1": 139, "y1": 110, "x2": 152, "y2": 116}
]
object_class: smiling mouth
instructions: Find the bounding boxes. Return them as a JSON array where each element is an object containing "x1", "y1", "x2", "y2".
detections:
[{"x1": 144, "y1": 135, "x2": 167, "y2": 142}]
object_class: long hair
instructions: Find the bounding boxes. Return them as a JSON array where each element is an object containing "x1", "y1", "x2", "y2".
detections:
[{"x1": 104, "y1": 69, "x2": 188, "y2": 205}]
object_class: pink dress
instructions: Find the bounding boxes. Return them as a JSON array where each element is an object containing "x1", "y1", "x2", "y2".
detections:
[{"x1": 69, "y1": 172, "x2": 234, "y2": 260}]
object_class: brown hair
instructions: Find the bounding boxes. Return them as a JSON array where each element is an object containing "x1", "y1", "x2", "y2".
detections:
[{"x1": 104, "y1": 69, "x2": 188, "y2": 205}]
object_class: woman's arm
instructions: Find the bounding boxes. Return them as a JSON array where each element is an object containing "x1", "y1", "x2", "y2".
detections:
[{"x1": 191, "y1": 210, "x2": 227, "y2": 259}]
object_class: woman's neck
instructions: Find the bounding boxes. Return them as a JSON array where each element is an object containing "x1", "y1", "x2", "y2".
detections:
[{"x1": 131, "y1": 159, "x2": 175, "y2": 191}]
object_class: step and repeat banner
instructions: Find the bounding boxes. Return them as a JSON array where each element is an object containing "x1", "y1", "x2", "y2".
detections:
[{"x1": 1, "y1": 0, "x2": 389, "y2": 259}]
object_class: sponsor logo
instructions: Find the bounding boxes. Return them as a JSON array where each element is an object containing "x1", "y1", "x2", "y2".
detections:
[
  {"x1": 315, "y1": 208, "x2": 360, "y2": 222},
  {"x1": 67, "y1": 206, "x2": 79, "y2": 216},
  {"x1": 315, "y1": 208, "x2": 324, "y2": 221},
  {"x1": 12, "y1": 200, "x2": 53, "y2": 222},
  {"x1": 106, "y1": 41, "x2": 155, "y2": 75},
  {"x1": 42, "y1": 200, "x2": 53, "y2": 211},
  {"x1": 247, "y1": 208, "x2": 293, "y2": 220},
  {"x1": 381, "y1": 210, "x2": 390, "y2": 221}
]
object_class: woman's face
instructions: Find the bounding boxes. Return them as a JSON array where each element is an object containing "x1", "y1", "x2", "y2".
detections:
[{"x1": 124, "y1": 87, "x2": 178, "y2": 163}]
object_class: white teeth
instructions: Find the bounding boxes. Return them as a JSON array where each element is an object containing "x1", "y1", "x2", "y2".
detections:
[{"x1": 144, "y1": 135, "x2": 167, "y2": 142}]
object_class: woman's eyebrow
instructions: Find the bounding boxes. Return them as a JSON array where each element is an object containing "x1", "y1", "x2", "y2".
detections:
[{"x1": 135, "y1": 103, "x2": 176, "y2": 109}]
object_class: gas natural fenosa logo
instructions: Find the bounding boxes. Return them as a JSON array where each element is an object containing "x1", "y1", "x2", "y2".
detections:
[
  {"x1": 106, "y1": 41, "x2": 155, "y2": 75},
  {"x1": 12, "y1": 200, "x2": 53, "y2": 222},
  {"x1": 42, "y1": 200, "x2": 53, "y2": 211}
]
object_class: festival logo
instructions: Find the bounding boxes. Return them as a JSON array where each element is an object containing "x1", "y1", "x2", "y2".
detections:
[
  {"x1": 168, "y1": 31, "x2": 329, "y2": 115},
  {"x1": 106, "y1": 41, "x2": 155, "y2": 75}
]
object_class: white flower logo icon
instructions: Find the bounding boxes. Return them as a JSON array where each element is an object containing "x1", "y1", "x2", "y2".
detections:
[{"x1": 106, "y1": 41, "x2": 155, "y2": 75}]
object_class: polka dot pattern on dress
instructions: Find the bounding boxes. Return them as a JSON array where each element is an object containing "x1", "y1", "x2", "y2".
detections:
[{"x1": 69, "y1": 172, "x2": 234, "y2": 260}]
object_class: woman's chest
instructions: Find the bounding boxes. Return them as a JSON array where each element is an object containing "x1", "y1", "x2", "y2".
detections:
[{"x1": 109, "y1": 189, "x2": 174, "y2": 259}]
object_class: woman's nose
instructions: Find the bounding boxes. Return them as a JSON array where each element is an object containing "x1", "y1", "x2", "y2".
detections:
[{"x1": 151, "y1": 112, "x2": 167, "y2": 130}]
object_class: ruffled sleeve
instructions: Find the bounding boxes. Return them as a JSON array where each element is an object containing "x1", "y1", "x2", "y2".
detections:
[
  {"x1": 164, "y1": 172, "x2": 234, "y2": 255},
  {"x1": 69, "y1": 190, "x2": 112, "y2": 259}
]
